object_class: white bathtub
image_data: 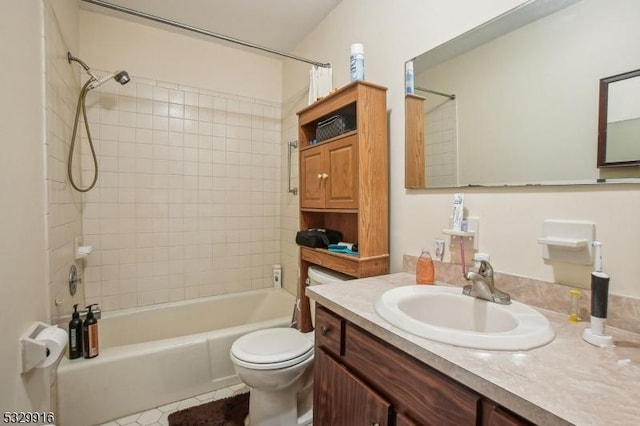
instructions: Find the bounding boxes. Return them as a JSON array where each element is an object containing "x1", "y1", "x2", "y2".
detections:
[{"x1": 57, "y1": 288, "x2": 295, "y2": 426}]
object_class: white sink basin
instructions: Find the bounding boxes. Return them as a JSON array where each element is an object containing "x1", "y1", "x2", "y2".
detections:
[{"x1": 374, "y1": 285, "x2": 555, "y2": 351}]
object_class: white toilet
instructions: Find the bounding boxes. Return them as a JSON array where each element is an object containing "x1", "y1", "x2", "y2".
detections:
[{"x1": 230, "y1": 265, "x2": 352, "y2": 426}]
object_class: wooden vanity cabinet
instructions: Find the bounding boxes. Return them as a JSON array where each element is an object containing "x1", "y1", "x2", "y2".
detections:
[
  {"x1": 313, "y1": 305, "x2": 534, "y2": 426},
  {"x1": 297, "y1": 81, "x2": 389, "y2": 332},
  {"x1": 314, "y1": 350, "x2": 392, "y2": 426}
]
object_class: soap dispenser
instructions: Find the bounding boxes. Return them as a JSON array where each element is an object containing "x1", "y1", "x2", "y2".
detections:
[
  {"x1": 83, "y1": 304, "x2": 99, "y2": 358},
  {"x1": 416, "y1": 249, "x2": 435, "y2": 284},
  {"x1": 68, "y1": 304, "x2": 83, "y2": 359}
]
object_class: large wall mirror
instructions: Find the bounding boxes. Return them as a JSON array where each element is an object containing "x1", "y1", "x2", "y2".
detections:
[{"x1": 405, "y1": 0, "x2": 640, "y2": 189}]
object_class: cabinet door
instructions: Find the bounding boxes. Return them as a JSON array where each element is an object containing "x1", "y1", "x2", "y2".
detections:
[
  {"x1": 300, "y1": 147, "x2": 326, "y2": 208},
  {"x1": 325, "y1": 136, "x2": 359, "y2": 209},
  {"x1": 344, "y1": 323, "x2": 479, "y2": 425},
  {"x1": 482, "y1": 401, "x2": 533, "y2": 426},
  {"x1": 314, "y1": 349, "x2": 391, "y2": 426},
  {"x1": 396, "y1": 412, "x2": 419, "y2": 426}
]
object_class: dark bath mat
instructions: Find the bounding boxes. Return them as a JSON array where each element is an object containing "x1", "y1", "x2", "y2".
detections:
[{"x1": 168, "y1": 393, "x2": 249, "y2": 426}]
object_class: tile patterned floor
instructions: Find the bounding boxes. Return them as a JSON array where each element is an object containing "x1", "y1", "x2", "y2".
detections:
[{"x1": 98, "y1": 383, "x2": 249, "y2": 426}]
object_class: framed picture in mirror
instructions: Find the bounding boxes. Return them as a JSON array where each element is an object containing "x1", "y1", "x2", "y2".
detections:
[{"x1": 598, "y1": 68, "x2": 640, "y2": 168}]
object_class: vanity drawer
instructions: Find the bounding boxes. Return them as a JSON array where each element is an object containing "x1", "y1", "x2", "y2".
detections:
[
  {"x1": 314, "y1": 305, "x2": 344, "y2": 356},
  {"x1": 343, "y1": 322, "x2": 480, "y2": 425}
]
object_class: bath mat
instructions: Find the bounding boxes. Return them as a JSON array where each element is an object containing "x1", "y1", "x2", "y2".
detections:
[{"x1": 168, "y1": 393, "x2": 249, "y2": 426}]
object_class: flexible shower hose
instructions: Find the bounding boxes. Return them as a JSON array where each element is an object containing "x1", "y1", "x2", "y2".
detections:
[{"x1": 68, "y1": 79, "x2": 99, "y2": 192}]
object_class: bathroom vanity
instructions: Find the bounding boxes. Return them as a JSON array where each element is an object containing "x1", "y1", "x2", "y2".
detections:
[
  {"x1": 308, "y1": 273, "x2": 640, "y2": 425},
  {"x1": 314, "y1": 305, "x2": 530, "y2": 425}
]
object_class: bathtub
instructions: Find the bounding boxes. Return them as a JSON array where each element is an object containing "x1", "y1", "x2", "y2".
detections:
[{"x1": 57, "y1": 288, "x2": 295, "y2": 426}]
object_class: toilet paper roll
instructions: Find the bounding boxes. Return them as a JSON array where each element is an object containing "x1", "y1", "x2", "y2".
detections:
[{"x1": 35, "y1": 326, "x2": 67, "y2": 368}]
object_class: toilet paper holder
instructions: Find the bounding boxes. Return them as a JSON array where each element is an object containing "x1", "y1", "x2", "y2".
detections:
[{"x1": 20, "y1": 321, "x2": 66, "y2": 373}]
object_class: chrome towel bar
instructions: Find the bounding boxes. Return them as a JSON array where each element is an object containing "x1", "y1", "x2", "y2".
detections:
[{"x1": 288, "y1": 140, "x2": 298, "y2": 195}]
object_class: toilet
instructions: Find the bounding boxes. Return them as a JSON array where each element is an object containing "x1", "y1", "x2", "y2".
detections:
[{"x1": 230, "y1": 265, "x2": 353, "y2": 426}]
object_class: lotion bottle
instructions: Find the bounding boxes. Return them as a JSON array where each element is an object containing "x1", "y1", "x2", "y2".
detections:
[
  {"x1": 416, "y1": 249, "x2": 435, "y2": 285},
  {"x1": 68, "y1": 304, "x2": 83, "y2": 359},
  {"x1": 405, "y1": 61, "x2": 415, "y2": 94},
  {"x1": 350, "y1": 43, "x2": 364, "y2": 81},
  {"x1": 83, "y1": 304, "x2": 99, "y2": 358}
]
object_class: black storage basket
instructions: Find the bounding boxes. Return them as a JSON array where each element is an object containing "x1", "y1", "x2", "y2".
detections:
[{"x1": 316, "y1": 114, "x2": 355, "y2": 142}]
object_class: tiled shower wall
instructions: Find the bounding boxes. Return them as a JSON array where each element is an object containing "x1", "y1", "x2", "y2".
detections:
[
  {"x1": 44, "y1": 2, "x2": 84, "y2": 321},
  {"x1": 280, "y1": 93, "x2": 305, "y2": 296},
  {"x1": 44, "y1": 0, "x2": 83, "y2": 412},
  {"x1": 80, "y1": 75, "x2": 282, "y2": 311}
]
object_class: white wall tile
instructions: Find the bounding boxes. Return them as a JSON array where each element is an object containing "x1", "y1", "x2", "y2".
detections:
[{"x1": 82, "y1": 74, "x2": 281, "y2": 310}]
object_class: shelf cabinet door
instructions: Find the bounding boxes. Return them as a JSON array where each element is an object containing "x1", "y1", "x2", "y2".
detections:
[
  {"x1": 325, "y1": 136, "x2": 358, "y2": 209},
  {"x1": 314, "y1": 349, "x2": 391, "y2": 426},
  {"x1": 300, "y1": 147, "x2": 326, "y2": 208},
  {"x1": 300, "y1": 135, "x2": 358, "y2": 210}
]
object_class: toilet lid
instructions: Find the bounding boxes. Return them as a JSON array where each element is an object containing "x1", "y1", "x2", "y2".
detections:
[{"x1": 231, "y1": 328, "x2": 313, "y2": 369}]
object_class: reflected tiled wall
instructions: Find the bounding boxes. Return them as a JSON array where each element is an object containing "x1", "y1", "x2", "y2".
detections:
[
  {"x1": 425, "y1": 98, "x2": 457, "y2": 187},
  {"x1": 81, "y1": 76, "x2": 282, "y2": 310}
]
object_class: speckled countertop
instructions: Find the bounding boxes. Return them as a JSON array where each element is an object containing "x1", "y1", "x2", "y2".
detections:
[{"x1": 306, "y1": 273, "x2": 640, "y2": 426}]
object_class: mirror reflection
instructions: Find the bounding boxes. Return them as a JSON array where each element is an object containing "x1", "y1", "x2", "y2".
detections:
[
  {"x1": 405, "y1": 0, "x2": 640, "y2": 189},
  {"x1": 598, "y1": 69, "x2": 640, "y2": 167}
]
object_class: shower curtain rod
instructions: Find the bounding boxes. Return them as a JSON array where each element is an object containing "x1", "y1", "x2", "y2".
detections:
[
  {"x1": 415, "y1": 86, "x2": 456, "y2": 100},
  {"x1": 81, "y1": 0, "x2": 331, "y2": 68}
]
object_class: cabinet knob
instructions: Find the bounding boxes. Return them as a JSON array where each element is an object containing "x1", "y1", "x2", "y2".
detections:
[
  {"x1": 317, "y1": 173, "x2": 323, "y2": 179},
  {"x1": 320, "y1": 325, "x2": 330, "y2": 336},
  {"x1": 321, "y1": 173, "x2": 329, "y2": 179},
  {"x1": 370, "y1": 423, "x2": 380, "y2": 426}
]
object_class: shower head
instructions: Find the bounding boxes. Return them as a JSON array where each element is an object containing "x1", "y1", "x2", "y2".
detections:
[
  {"x1": 114, "y1": 70, "x2": 131, "y2": 85},
  {"x1": 88, "y1": 70, "x2": 131, "y2": 90},
  {"x1": 67, "y1": 51, "x2": 130, "y2": 90}
]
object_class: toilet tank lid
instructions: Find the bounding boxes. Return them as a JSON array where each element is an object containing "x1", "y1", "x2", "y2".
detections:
[{"x1": 308, "y1": 265, "x2": 354, "y2": 284}]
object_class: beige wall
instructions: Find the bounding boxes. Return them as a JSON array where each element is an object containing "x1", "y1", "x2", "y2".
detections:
[
  {"x1": 79, "y1": 10, "x2": 283, "y2": 103},
  {"x1": 284, "y1": 0, "x2": 640, "y2": 298},
  {"x1": 0, "y1": 0, "x2": 49, "y2": 412}
]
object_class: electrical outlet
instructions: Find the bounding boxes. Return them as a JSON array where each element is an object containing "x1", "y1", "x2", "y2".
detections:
[{"x1": 435, "y1": 239, "x2": 445, "y2": 261}]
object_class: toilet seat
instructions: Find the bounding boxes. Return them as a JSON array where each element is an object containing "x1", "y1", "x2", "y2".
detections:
[{"x1": 231, "y1": 328, "x2": 314, "y2": 370}]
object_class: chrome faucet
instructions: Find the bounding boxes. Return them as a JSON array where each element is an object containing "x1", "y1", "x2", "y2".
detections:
[{"x1": 463, "y1": 260, "x2": 511, "y2": 304}]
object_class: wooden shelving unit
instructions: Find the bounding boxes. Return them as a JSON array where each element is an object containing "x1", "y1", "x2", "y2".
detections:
[{"x1": 296, "y1": 81, "x2": 389, "y2": 332}]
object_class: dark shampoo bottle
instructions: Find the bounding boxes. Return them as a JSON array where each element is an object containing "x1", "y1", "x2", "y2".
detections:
[{"x1": 68, "y1": 304, "x2": 83, "y2": 359}]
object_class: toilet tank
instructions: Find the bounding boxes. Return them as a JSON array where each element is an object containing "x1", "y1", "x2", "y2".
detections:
[
  {"x1": 307, "y1": 266, "x2": 353, "y2": 328},
  {"x1": 308, "y1": 265, "x2": 353, "y2": 286}
]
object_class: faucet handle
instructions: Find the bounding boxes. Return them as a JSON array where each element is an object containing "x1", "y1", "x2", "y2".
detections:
[{"x1": 477, "y1": 260, "x2": 494, "y2": 277}]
